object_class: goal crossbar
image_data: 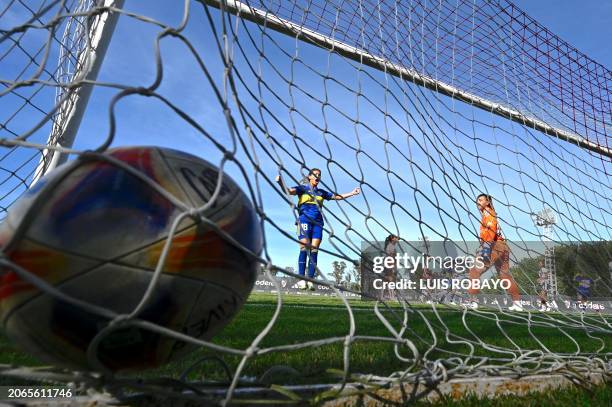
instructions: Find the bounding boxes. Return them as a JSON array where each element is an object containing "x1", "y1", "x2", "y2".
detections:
[{"x1": 205, "y1": 0, "x2": 611, "y2": 158}]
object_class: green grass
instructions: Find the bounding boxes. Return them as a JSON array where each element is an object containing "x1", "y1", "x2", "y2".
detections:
[
  {"x1": 150, "y1": 293, "x2": 611, "y2": 384},
  {"x1": 0, "y1": 292, "x2": 610, "y2": 404}
]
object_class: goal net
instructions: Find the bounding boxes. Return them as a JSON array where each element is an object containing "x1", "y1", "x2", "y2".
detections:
[{"x1": 0, "y1": 0, "x2": 610, "y2": 404}]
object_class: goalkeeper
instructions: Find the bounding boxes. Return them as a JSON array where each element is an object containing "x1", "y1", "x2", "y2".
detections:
[
  {"x1": 276, "y1": 169, "x2": 360, "y2": 290},
  {"x1": 466, "y1": 194, "x2": 522, "y2": 311}
]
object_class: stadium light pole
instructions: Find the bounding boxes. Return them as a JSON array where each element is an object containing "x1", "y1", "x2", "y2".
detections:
[{"x1": 532, "y1": 208, "x2": 559, "y2": 302}]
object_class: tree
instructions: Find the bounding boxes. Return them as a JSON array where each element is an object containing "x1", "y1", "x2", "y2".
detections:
[
  {"x1": 508, "y1": 256, "x2": 542, "y2": 295},
  {"x1": 284, "y1": 266, "x2": 295, "y2": 277},
  {"x1": 508, "y1": 241, "x2": 612, "y2": 298},
  {"x1": 331, "y1": 261, "x2": 347, "y2": 285},
  {"x1": 554, "y1": 241, "x2": 612, "y2": 297},
  {"x1": 350, "y1": 261, "x2": 361, "y2": 290},
  {"x1": 344, "y1": 272, "x2": 352, "y2": 288}
]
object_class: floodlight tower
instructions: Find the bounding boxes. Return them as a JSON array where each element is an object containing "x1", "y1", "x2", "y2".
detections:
[{"x1": 532, "y1": 208, "x2": 558, "y2": 299}]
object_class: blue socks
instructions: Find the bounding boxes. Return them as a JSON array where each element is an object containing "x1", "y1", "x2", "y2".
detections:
[
  {"x1": 298, "y1": 248, "x2": 318, "y2": 278},
  {"x1": 308, "y1": 249, "x2": 318, "y2": 278},
  {"x1": 298, "y1": 249, "x2": 307, "y2": 276}
]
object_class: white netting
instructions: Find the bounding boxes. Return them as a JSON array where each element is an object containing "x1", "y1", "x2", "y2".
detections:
[{"x1": 0, "y1": 0, "x2": 610, "y2": 404}]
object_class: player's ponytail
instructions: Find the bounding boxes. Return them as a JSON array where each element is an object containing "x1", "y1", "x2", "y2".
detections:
[
  {"x1": 383, "y1": 234, "x2": 398, "y2": 256},
  {"x1": 384, "y1": 234, "x2": 394, "y2": 249}
]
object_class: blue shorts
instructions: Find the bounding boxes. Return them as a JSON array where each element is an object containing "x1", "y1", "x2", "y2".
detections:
[{"x1": 297, "y1": 215, "x2": 324, "y2": 240}]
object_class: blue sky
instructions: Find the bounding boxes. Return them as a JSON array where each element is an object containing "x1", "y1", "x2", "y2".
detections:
[
  {"x1": 511, "y1": 0, "x2": 611, "y2": 67},
  {"x1": 1, "y1": 1, "x2": 610, "y2": 287}
]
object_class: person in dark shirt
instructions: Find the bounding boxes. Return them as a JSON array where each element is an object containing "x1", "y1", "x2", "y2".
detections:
[{"x1": 575, "y1": 272, "x2": 594, "y2": 303}]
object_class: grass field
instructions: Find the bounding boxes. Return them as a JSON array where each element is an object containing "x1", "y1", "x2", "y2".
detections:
[{"x1": 0, "y1": 292, "x2": 610, "y2": 404}]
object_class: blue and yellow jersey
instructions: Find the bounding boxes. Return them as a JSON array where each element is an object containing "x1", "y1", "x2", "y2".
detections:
[
  {"x1": 293, "y1": 184, "x2": 334, "y2": 220},
  {"x1": 575, "y1": 276, "x2": 593, "y2": 295}
]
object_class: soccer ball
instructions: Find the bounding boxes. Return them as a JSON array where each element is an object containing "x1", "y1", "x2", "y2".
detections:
[{"x1": 0, "y1": 147, "x2": 262, "y2": 371}]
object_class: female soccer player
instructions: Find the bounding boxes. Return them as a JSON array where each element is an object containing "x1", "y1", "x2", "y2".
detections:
[
  {"x1": 466, "y1": 194, "x2": 523, "y2": 311},
  {"x1": 276, "y1": 169, "x2": 360, "y2": 290},
  {"x1": 575, "y1": 271, "x2": 593, "y2": 304},
  {"x1": 382, "y1": 234, "x2": 400, "y2": 300},
  {"x1": 537, "y1": 260, "x2": 550, "y2": 312}
]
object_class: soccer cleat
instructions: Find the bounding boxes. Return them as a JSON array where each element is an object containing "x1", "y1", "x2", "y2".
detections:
[
  {"x1": 297, "y1": 280, "x2": 307, "y2": 290},
  {"x1": 307, "y1": 281, "x2": 315, "y2": 291},
  {"x1": 463, "y1": 301, "x2": 478, "y2": 310},
  {"x1": 508, "y1": 302, "x2": 523, "y2": 312}
]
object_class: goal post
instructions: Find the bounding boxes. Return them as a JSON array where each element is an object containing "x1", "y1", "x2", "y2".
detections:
[
  {"x1": 0, "y1": 0, "x2": 609, "y2": 405},
  {"x1": 31, "y1": 0, "x2": 125, "y2": 186}
]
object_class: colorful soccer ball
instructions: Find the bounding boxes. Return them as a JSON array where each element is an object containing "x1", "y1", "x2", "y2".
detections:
[{"x1": 0, "y1": 147, "x2": 262, "y2": 371}]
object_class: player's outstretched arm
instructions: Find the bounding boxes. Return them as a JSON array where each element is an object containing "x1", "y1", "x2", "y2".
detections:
[
  {"x1": 333, "y1": 187, "x2": 360, "y2": 200},
  {"x1": 275, "y1": 175, "x2": 298, "y2": 195}
]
